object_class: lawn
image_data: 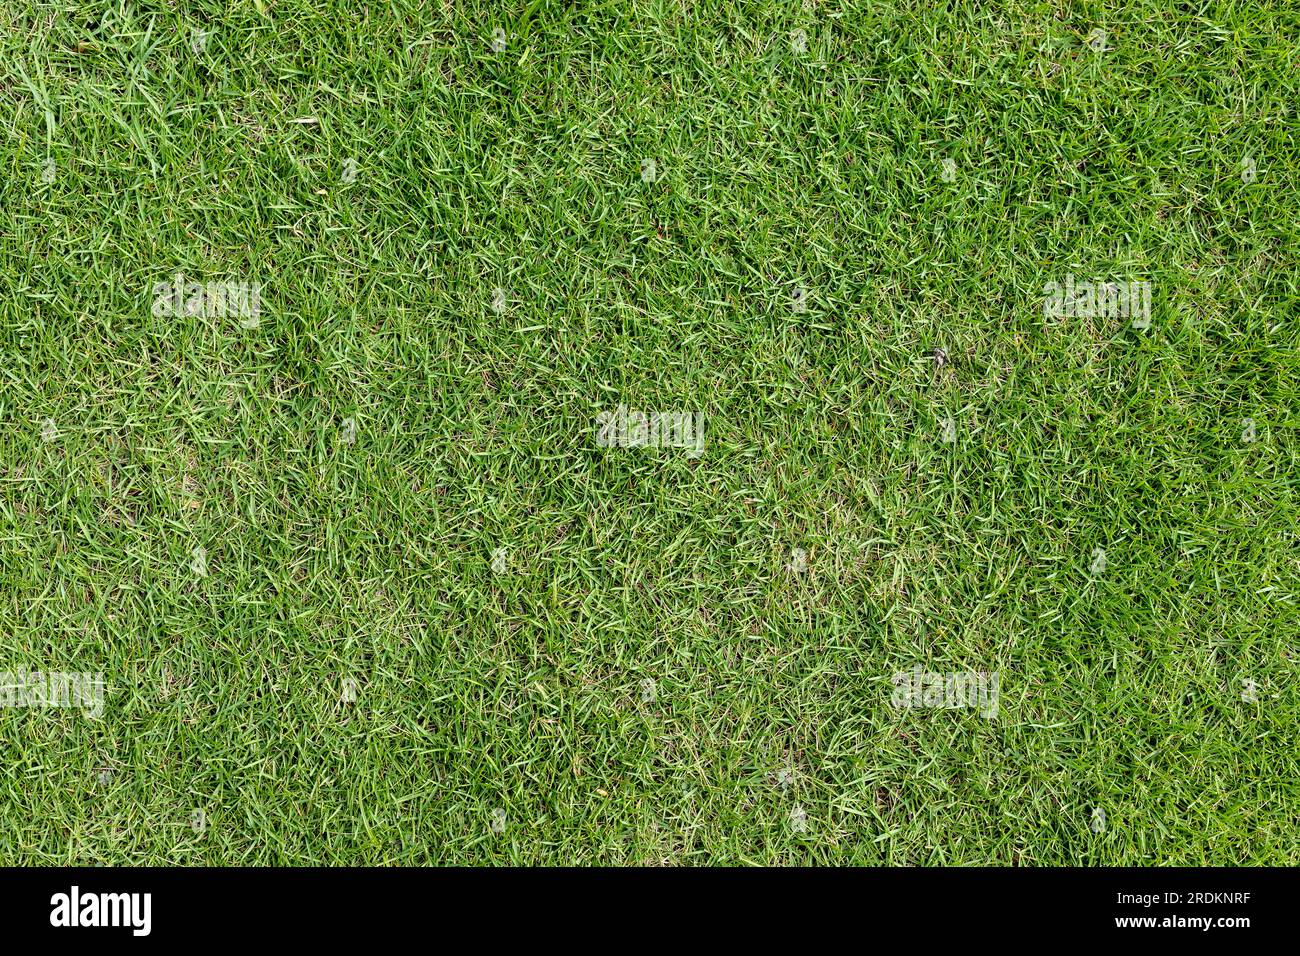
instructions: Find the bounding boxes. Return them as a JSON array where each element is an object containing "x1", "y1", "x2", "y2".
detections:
[{"x1": 0, "y1": 0, "x2": 1296, "y2": 865}]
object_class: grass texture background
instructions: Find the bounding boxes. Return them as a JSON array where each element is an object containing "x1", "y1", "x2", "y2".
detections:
[{"x1": 0, "y1": 1, "x2": 1296, "y2": 864}]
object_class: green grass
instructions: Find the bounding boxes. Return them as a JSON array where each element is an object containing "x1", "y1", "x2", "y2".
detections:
[{"x1": 0, "y1": 0, "x2": 1296, "y2": 865}]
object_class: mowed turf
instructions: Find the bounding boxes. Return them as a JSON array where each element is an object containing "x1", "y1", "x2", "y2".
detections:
[{"x1": 0, "y1": 0, "x2": 1296, "y2": 865}]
